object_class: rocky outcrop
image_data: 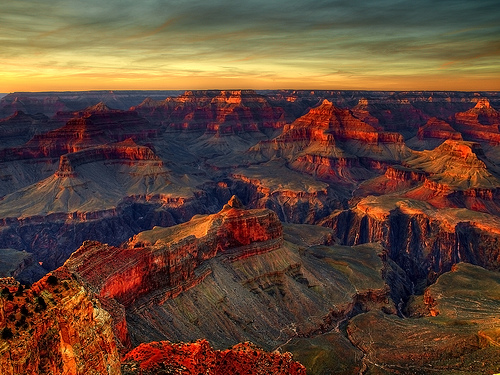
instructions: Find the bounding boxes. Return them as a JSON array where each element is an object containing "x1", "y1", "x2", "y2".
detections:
[
  {"x1": 453, "y1": 98, "x2": 500, "y2": 143},
  {"x1": 226, "y1": 160, "x2": 345, "y2": 223},
  {"x1": 24, "y1": 108, "x2": 157, "y2": 158},
  {"x1": 402, "y1": 140, "x2": 500, "y2": 211},
  {"x1": 253, "y1": 99, "x2": 411, "y2": 184},
  {"x1": 323, "y1": 196, "x2": 500, "y2": 288},
  {"x1": 0, "y1": 270, "x2": 121, "y2": 375},
  {"x1": 55, "y1": 140, "x2": 161, "y2": 177},
  {"x1": 417, "y1": 117, "x2": 462, "y2": 141},
  {"x1": 122, "y1": 340, "x2": 306, "y2": 375},
  {"x1": 134, "y1": 90, "x2": 286, "y2": 135},
  {"x1": 63, "y1": 196, "x2": 283, "y2": 307}
]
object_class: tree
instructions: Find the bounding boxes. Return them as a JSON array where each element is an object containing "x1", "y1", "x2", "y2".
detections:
[
  {"x1": 16, "y1": 284, "x2": 24, "y2": 296},
  {"x1": 47, "y1": 275, "x2": 58, "y2": 286},
  {"x1": 37, "y1": 296, "x2": 47, "y2": 310},
  {"x1": 1, "y1": 327, "x2": 13, "y2": 340}
]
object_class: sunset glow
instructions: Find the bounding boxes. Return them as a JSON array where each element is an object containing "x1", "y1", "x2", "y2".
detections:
[{"x1": 1, "y1": 0, "x2": 499, "y2": 92}]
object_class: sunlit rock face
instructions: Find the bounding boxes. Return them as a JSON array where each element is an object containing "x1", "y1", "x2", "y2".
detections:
[
  {"x1": 2, "y1": 90, "x2": 500, "y2": 374},
  {"x1": 121, "y1": 340, "x2": 306, "y2": 375},
  {"x1": 417, "y1": 117, "x2": 462, "y2": 141},
  {"x1": 452, "y1": 98, "x2": 500, "y2": 143},
  {"x1": 133, "y1": 90, "x2": 286, "y2": 135},
  {"x1": 59, "y1": 198, "x2": 396, "y2": 366},
  {"x1": 252, "y1": 99, "x2": 411, "y2": 186},
  {"x1": 64, "y1": 196, "x2": 283, "y2": 307},
  {"x1": 0, "y1": 270, "x2": 121, "y2": 375},
  {"x1": 23, "y1": 105, "x2": 158, "y2": 158}
]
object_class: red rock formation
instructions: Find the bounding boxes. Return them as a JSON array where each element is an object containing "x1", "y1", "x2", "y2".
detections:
[
  {"x1": 55, "y1": 139, "x2": 161, "y2": 177},
  {"x1": 0, "y1": 270, "x2": 121, "y2": 375},
  {"x1": 400, "y1": 140, "x2": 500, "y2": 212},
  {"x1": 253, "y1": 99, "x2": 409, "y2": 184},
  {"x1": 63, "y1": 197, "x2": 283, "y2": 307},
  {"x1": 453, "y1": 98, "x2": 500, "y2": 143},
  {"x1": 417, "y1": 117, "x2": 462, "y2": 140},
  {"x1": 121, "y1": 340, "x2": 306, "y2": 375},
  {"x1": 133, "y1": 90, "x2": 286, "y2": 135},
  {"x1": 351, "y1": 95, "x2": 429, "y2": 132},
  {"x1": 24, "y1": 107, "x2": 156, "y2": 158}
]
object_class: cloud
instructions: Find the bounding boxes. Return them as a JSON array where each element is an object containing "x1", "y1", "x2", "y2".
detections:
[{"x1": 1, "y1": 0, "x2": 499, "y2": 90}]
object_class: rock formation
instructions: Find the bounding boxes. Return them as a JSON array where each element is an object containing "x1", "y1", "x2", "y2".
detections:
[
  {"x1": 1, "y1": 90, "x2": 500, "y2": 374},
  {"x1": 121, "y1": 340, "x2": 306, "y2": 375},
  {"x1": 253, "y1": 99, "x2": 411, "y2": 184},
  {"x1": 133, "y1": 90, "x2": 286, "y2": 134},
  {"x1": 0, "y1": 271, "x2": 122, "y2": 375},
  {"x1": 452, "y1": 98, "x2": 500, "y2": 143},
  {"x1": 63, "y1": 196, "x2": 283, "y2": 308},
  {"x1": 417, "y1": 117, "x2": 461, "y2": 140},
  {"x1": 23, "y1": 106, "x2": 157, "y2": 158},
  {"x1": 347, "y1": 263, "x2": 500, "y2": 373}
]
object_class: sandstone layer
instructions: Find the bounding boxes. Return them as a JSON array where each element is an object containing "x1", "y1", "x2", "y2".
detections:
[{"x1": 0, "y1": 270, "x2": 121, "y2": 375}]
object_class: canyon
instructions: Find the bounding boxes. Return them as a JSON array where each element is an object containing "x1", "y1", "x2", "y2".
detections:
[{"x1": 1, "y1": 90, "x2": 500, "y2": 374}]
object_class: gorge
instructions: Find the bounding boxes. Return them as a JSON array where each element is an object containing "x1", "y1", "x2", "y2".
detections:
[{"x1": 1, "y1": 90, "x2": 500, "y2": 374}]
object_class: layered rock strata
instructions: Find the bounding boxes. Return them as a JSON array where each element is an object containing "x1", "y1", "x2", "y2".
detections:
[
  {"x1": 252, "y1": 99, "x2": 411, "y2": 184},
  {"x1": 64, "y1": 196, "x2": 283, "y2": 307},
  {"x1": 347, "y1": 263, "x2": 500, "y2": 374},
  {"x1": 133, "y1": 90, "x2": 286, "y2": 135},
  {"x1": 0, "y1": 270, "x2": 121, "y2": 375}
]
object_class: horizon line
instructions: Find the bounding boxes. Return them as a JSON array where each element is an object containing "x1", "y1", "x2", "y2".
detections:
[{"x1": 2, "y1": 88, "x2": 500, "y2": 94}]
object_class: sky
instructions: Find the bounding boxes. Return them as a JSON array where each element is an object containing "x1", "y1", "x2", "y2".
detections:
[{"x1": 1, "y1": 0, "x2": 499, "y2": 92}]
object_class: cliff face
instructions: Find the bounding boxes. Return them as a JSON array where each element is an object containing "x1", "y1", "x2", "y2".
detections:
[
  {"x1": 324, "y1": 196, "x2": 500, "y2": 289},
  {"x1": 64, "y1": 196, "x2": 283, "y2": 307},
  {"x1": 452, "y1": 98, "x2": 500, "y2": 143},
  {"x1": 0, "y1": 270, "x2": 121, "y2": 375},
  {"x1": 134, "y1": 90, "x2": 286, "y2": 134},
  {"x1": 23, "y1": 107, "x2": 157, "y2": 159},
  {"x1": 52, "y1": 198, "x2": 397, "y2": 374},
  {"x1": 346, "y1": 263, "x2": 500, "y2": 373},
  {"x1": 417, "y1": 117, "x2": 462, "y2": 141},
  {"x1": 55, "y1": 139, "x2": 162, "y2": 177},
  {"x1": 253, "y1": 99, "x2": 411, "y2": 185}
]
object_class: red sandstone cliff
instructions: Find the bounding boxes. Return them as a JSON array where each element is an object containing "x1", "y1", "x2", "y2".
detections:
[
  {"x1": 452, "y1": 98, "x2": 500, "y2": 143},
  {"x1": 0, "y1": 270, "x2": 121, "y2": 375},
  {"x1": 22, "y1": 106, "x2": 156, "y2": 159},
  {"x1": 417, "y1": 117, "x2": 462, "y2": 141},
  {"x1": 63, "y1": 196, "x2": 282, "y2": 308},
  {"x1": 253, "y1": 99, "x2": 411, "y2": 183},
  {"x1": 133, "y1": 90, "x2": 286, "y2": 135}
]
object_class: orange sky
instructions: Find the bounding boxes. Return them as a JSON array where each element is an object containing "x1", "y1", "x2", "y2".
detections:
[{"x1": 1, "y1": 0, "x2": 499, "y2": 92}]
